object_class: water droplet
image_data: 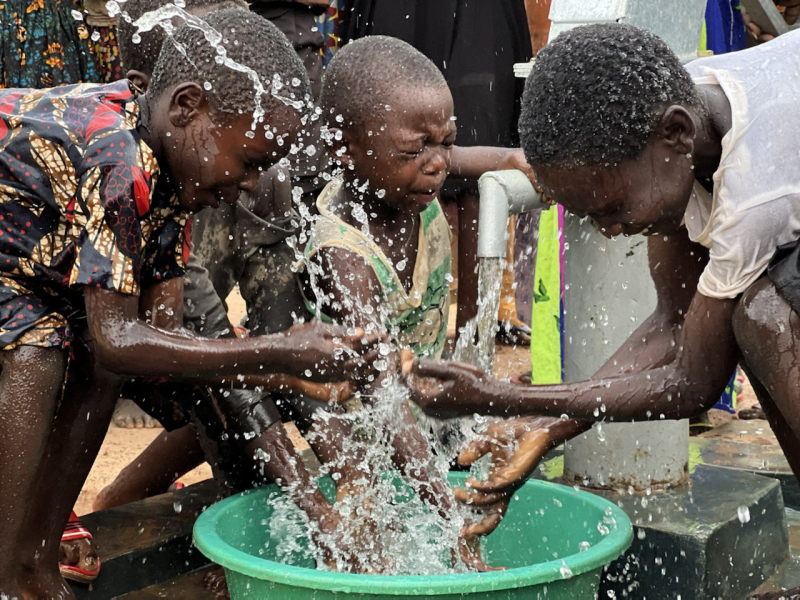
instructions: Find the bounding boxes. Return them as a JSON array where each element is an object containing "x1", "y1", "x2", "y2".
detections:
[
  {"x1": 71, "y1": 9, "x2": 84, "y2": 20},
  {"x1": 737, "y1": 505, "x2": 750, "y2": 524},
  {"x1": 91, "y1": 30, "x2": 101, "y2": 42},
  {"x1": 203, "y1": 81, "x2": 212, "y2": 91},
  {"x1": 245, "y1": 130, "x2": 255, "y2": 139},
  {"x1": 579, "y1": 541, "x2": 590, "y2": 552},
  {"x1": 559, "y1": 561, "x2": 573, "y2": 579},
  {"x1": 173, "y1": 501, "x2": 182, "y2": 514},
  {"x1": 131, "y1": 32, "x2": 141, "y2": 44}
]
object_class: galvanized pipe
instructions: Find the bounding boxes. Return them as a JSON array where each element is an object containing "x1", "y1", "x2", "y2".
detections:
[{"x1": 476, "y1": 170, "x2": 544, "y2": 259}]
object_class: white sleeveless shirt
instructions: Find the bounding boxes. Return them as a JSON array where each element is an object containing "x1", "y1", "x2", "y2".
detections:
[{"x1": 684, "y1": 31, "x2": 800, "y2": 299}]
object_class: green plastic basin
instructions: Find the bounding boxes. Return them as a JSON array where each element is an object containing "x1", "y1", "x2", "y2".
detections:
[{"x1": 193, "y1": 473, "x2": 632, "y2": 599}]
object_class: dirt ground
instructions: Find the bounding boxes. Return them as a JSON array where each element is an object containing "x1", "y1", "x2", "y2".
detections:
[{"x1": 76, "y1": 294, "x2": 780, "y2": 515}]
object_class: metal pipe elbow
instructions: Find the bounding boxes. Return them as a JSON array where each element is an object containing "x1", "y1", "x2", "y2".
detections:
[{"x1": 476, "y1": 170, "x2": 544, "y2": 258}]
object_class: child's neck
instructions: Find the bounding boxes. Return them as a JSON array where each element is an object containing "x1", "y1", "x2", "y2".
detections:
[
  {"x1": 337, "y1": 178, "x2": 420, "y2": 287},
  {"x1": 691, "y1": 85, "x2": 731, "y2": 179}
]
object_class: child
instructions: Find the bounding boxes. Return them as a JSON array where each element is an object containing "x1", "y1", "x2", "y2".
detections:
[
  {"x1": 298, "y1": 35, "x2": 522, "y2": 573},
  {"x1": 406, "y1": 23, "x2": 800, "y2": 563},
  {"x1": 0, "y1": 10, "x2": 378, "y2": 598}
]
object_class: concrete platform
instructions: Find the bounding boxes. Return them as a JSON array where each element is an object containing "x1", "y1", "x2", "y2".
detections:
[
  {"x1": 536, "y1": 452, "x2": 789, "y2": 599},
  {"x1": 118, "y1": 565, "x2": 219, "y2": 599}
]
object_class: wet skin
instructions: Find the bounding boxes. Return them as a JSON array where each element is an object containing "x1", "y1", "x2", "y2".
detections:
[
  {"x1": 298, "y1": 84, "x2": 500, "y2": 571},
  {"x1": 408, "y1": 83, "x2": 800, "y2": 528},
  {"x1": 0, "y1": 83, "x2": 382, "y2": 599}
]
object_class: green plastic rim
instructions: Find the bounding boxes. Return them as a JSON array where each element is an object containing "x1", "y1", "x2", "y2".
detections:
[{"x1": 193, "y1": 474, "x2": 632, "y2": 596}]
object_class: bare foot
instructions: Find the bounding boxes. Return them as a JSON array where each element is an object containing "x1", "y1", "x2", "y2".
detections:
[
  {"x1": 59, "y1": 537, "x2": 99, "y2": 583},
  {"x1": 112, "y1": 399, "x2": 161, "y2": 429}
]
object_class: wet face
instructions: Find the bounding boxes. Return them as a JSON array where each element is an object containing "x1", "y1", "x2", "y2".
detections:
[
  {"x1": 534, "y1": 126, "x2": 696, "y2": 238},
  {"x1": 153, "y1": 83, "x2": 302, "y2": 212},
  {"x1": 341, "y1": 84, "x2": 455, "y2": 214}
]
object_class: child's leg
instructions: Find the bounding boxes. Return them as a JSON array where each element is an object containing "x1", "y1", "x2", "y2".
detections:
[
  {"x1": 734, "y1": 277, "x2": 800, "y2": 478},
  {"x1": 307, "y1": 414, "x2": 371, "y2": 502},
  {"x1": 17, "y1": 344, "x2": 123, "y2": 599},
  {"x1": 94, "y1": 425, "x2": 205, "y2": 511},
  {"x1": 0, "y1": 346, "x2": 66, "y2": 598}
]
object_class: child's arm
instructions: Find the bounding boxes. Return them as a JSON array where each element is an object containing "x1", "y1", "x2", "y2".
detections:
[
  {"x1": 449, "y1": 146, "x2": 535, "y2": 182},
  {"x1": 84, "y1": 278, "x2": 381, "y2": 384},
  {"x1": 408, "y1": 229, "x2": 738, "y2": 423}
]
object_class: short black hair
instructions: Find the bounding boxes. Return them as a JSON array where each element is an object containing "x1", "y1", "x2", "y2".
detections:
[
  {"x1": 149, "y1": 9, "x2": 311, "y2": 123},
  {"x1": 118, "y1": 0, "x2": 249, "y2": 76},
  {"x1": 319, "y1": 35, "x2": 447, "y2": 132},
  {"x1": 519, "y1": 23, "x2": 699, "y2": 168}
]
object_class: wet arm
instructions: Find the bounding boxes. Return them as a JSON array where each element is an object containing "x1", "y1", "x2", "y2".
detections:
[
  {"x1": 417, "y1": 231, "x2": 734, "y2": 421},
  {"x1": 473, "y1": 292, "x2": 739, "y2": 421},
  {"x1": 84, "y1": 282, "x2": 368, "y2": 382},
  {"x1": 450, "y1": 146, "x2": 532, "y2": 181}
]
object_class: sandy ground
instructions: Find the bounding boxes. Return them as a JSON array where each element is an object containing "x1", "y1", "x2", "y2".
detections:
[{"x1": 76, "y1": 292, "x2": 780, "y2": 516}]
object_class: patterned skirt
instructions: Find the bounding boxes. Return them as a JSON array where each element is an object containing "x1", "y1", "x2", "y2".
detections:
[{"x1": 0, "y1": 0, "x2": 99, "y2": 89}]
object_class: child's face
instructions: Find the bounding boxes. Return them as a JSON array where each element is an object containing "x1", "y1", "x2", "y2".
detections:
[
  {"x1": 344, "y1": 85, "x2": 455, "y2": 214},
  {"x1": 159, "y1": 90, "x2": 302, "y2": 212},
  {"x1": 534, "y1": 134, "x2": 695, "y2": 238}
]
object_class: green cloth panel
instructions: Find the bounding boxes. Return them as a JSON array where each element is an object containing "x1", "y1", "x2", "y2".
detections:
[{"x1": 530, "y1": 206, "x2": 562, "y2": 385}]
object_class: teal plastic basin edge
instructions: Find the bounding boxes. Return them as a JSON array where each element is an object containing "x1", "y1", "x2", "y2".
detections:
[{"x1": 193, "y1": 474, "x2": 633, "y2": 596}]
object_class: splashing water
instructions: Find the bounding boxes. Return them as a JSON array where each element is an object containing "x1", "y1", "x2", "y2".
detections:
[{"x1": 128, "y1": 3, "x2": 307, "y2": 132}]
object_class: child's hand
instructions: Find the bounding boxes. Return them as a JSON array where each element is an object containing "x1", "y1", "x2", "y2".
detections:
[
  {"x1": 455, "y1": 416, "x2": 586, "y2": 537},
  {"x1": 457, "y1": 531, "x2": 506, "y2": 572},
  {"x1": 276, "y1": 376, "x2": 355, "y2": 404},
  {"x1": 497, "y1": 148, "x2": 536, "y2": 187},
  {"x1": 402, "y1": 357, "x2": 489, "y2": 418},
  {"x1": 315, "y1": 509, "x2": 368, "y2": 574},
  {"x1": 284, "y1": 320, "x2": 383, "y2": 383}
]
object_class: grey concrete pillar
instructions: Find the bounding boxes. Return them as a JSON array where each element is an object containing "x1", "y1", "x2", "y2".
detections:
[{"x1": 545, "y1": 0, "x2": 707, "y2": 490}]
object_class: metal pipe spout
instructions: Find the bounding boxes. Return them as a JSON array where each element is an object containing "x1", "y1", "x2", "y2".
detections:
[{"x1": 476, "y1": 170, "x2": 544, "y2": 259}]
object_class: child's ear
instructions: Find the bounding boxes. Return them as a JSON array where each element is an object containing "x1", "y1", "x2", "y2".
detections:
[
  {"x1": 126, "y1": 70, "x2": 150, "y2": 92},
  {"x1": 326, "y1": 126, "x2": 356, "y2": 167},
  {"x1": 656, "y1": 105, "x2": 696, "y2": 156},
  {"x1": 167, "y1": 82, "x2": 208, "y2": 128}
]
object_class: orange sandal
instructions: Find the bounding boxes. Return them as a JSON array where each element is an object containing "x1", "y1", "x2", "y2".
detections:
[{"x1": 60, "y1": 511, "x2": 101, "y2": 584}]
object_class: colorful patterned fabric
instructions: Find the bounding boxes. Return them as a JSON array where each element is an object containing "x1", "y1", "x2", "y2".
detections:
[
  {"x1": 302, "y1": 180, "x2": 452, "y2": 359},
  {"x1": 316, "y1": 0, "x2": 342, "y2": 66},
  {"x1": 86, "y1": 23, "x2": 123, "y2": 83},
  {"x1": 0, "y1": 0, "x2": 100, "y2": 89},
  {"x1": 0, "y1": 80, "x2": 187, "y2": 349}
]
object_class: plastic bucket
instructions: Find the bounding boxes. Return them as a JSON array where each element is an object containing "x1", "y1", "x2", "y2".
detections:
[{"x1": 194, "y1": 473, "x2": 632, "y2": 599}]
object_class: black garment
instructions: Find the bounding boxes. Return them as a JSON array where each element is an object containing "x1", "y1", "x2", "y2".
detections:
[
  {"x1": 342, "y1": 0, "x2": 531, "y2": 150},
  {"x1": 768, "y1": 240, "x2": 800, "y2": 315}
]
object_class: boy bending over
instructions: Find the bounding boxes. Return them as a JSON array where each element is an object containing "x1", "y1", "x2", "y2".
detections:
[
  {"x1": 0, "y1": 11, "x2": 378, "y2": 599},
  {"x1": 407, "y1": 24, "x2": 800, "y2": 569}
]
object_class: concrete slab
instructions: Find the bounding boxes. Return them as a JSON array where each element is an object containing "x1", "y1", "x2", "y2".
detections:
[
  {"x1": 117, "y1": 565, "x2": 219, "y2": 599},
  {"x1": 535, "y1": 455, "x2": 789, "y2": 599}
]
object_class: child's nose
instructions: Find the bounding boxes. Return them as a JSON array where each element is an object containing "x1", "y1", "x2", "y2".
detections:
[{"x1": 423, "y1": 151, "x2": 447, "y2": 175}]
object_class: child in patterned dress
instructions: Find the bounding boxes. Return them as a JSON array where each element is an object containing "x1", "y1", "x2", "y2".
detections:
[{"x1": 0, "y1": 10, "x2": 379, "y2": 598}]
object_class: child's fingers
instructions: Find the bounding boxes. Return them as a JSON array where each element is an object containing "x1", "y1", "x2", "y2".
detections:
[
  {"x1": 411, "y1": 358, "x2": 485, "y2": 380},
  {"x1": 454, "y1": 486, "x2": 509, "y2": 506},
  {"x1": 457, "y1": 438, "x2": 493, "y2": 466}
]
